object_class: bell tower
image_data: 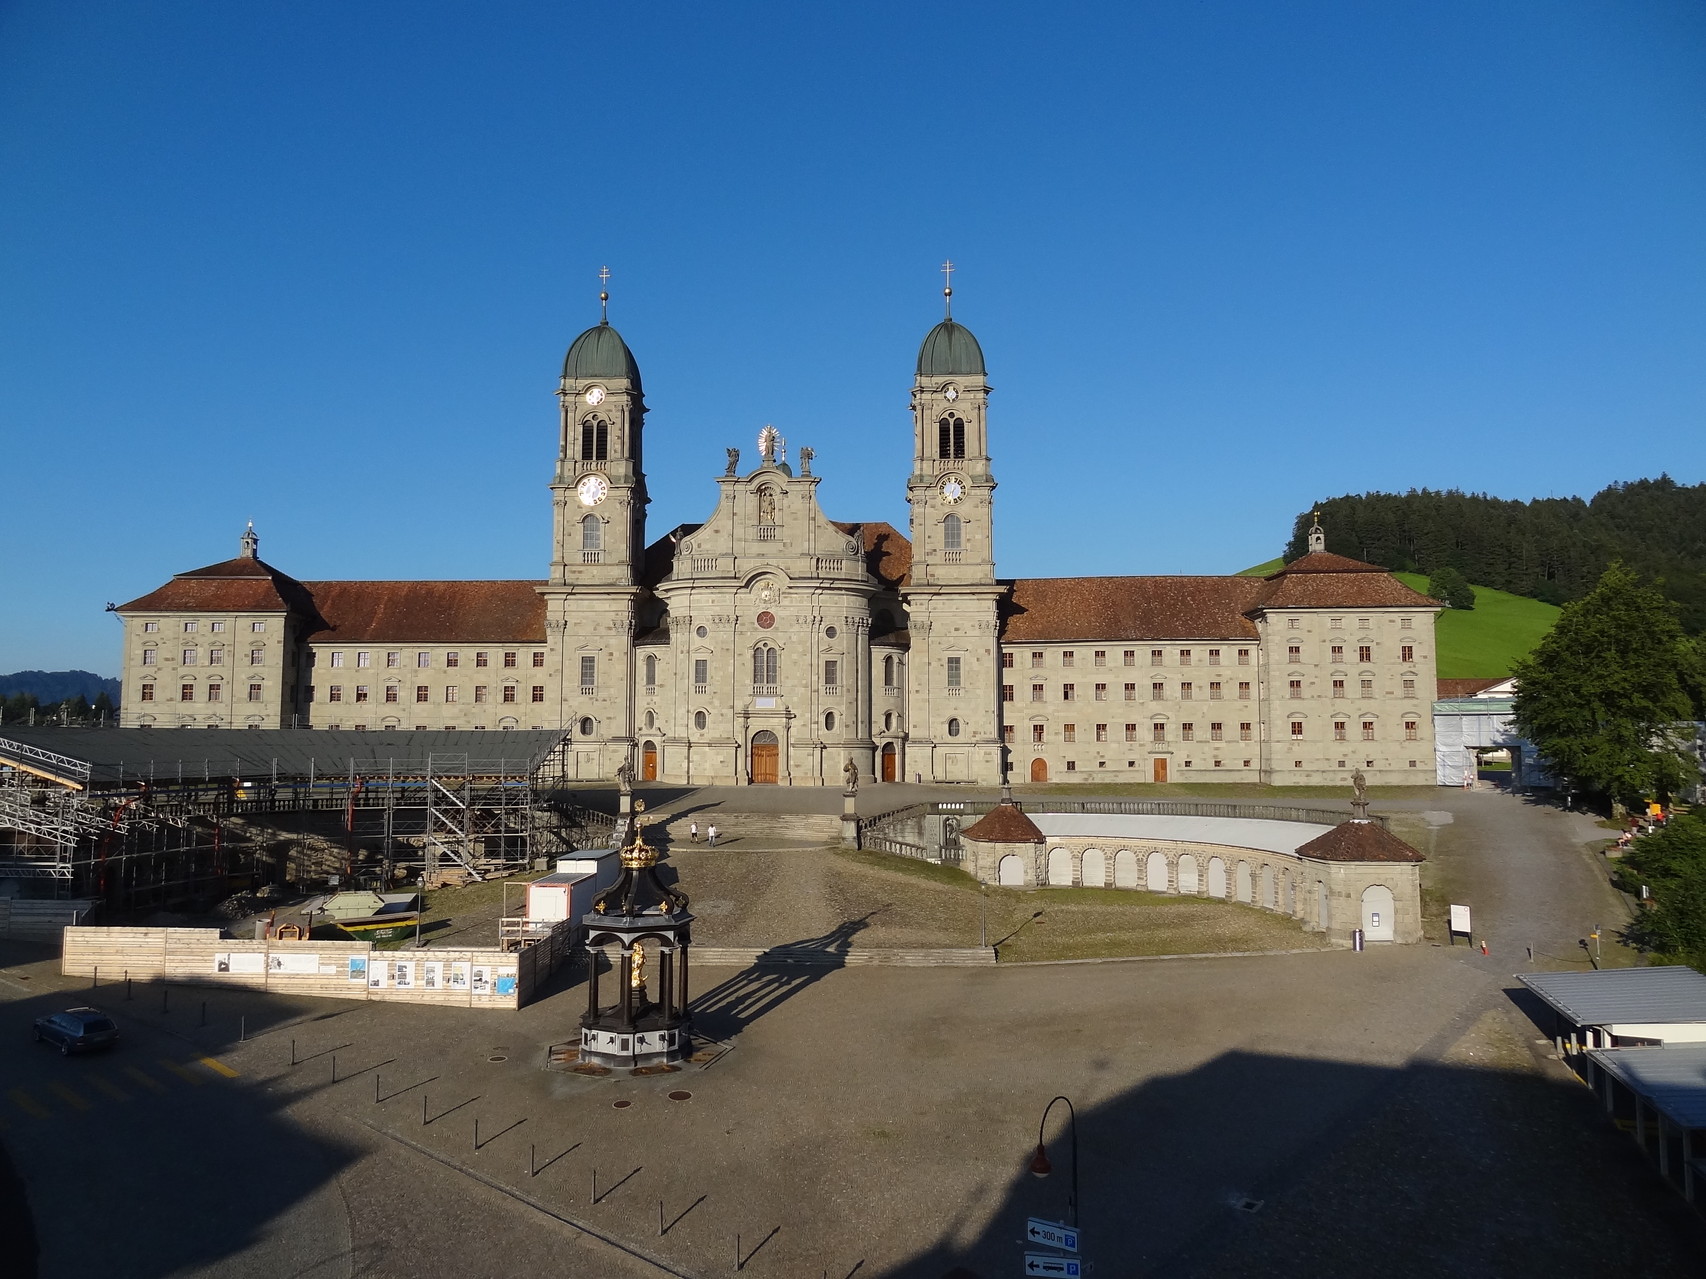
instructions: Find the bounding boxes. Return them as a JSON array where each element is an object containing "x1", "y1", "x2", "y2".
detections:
[
  {"x1": 900, "y1": 265, "x2": 1004, "y2": 784},
  {"x1": 540, "y1": 271, "x2": 648, "y2": 772}
]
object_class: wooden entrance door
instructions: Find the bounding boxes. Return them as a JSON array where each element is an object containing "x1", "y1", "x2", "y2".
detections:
[
  {"x1": 750, "y1": 730, "x2": 779, "y2": 784},
  {"x1": 1029, "y1": 757, "x2": 1049, "y2": 783},
  {"x1": 880, "y1": 742, "x2": 896, "y2": 782},
  {"x1": 1153, "y1": 757, "x2": 1169, "y2": 784},
  {"x1": 641, "y1": 741, "x2": 658, "y2": 781}
]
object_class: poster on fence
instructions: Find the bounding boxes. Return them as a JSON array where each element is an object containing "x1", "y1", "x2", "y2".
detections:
[
  {"x1": 471, "y1": 965, "x2": 492, "y2": 995},
  {"x1": 392, "y1": 961, "x2": 414, "y2": 989},
  {"x1": 347, "y1": 956, "x2": 368, "y2": 983},
  {"x1": 369, "y1": 962, "x2": 386, "y2": 989},
  {"x1": 213, "y1": 952, "x2": 266, "y2": 975},
  {"x1": 449, "y1": 962, "x2": 470, "y2": 991},
  {"x1": 268, "y1": 952, "x2": 320, "y2": 975},
  {"x1": 495, "y1": 970, "x2": 517, "y2": 997},
  {"x1": 422, "y1": 961, "x2": 442, "y2": 990}
]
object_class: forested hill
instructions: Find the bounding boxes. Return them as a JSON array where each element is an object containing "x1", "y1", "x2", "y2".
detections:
[
  {"x1": 0, "y1": 671, "x2": 121, "y2": 704},
  {"x1": 1283, "y1": 477, "x2": 1706, "y2": 633}
]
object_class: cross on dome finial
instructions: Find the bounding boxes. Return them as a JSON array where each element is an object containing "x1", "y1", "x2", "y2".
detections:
[
  {"x1": 598, "y1": 265, "x2": 611, "y2": 323},
  {"x1": 941, "y1": 259, "x2": 955, "y2": 318}
]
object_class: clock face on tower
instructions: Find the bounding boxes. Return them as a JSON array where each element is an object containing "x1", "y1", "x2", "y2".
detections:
[
  {"x1": 583, "y1": 386, "x2": 606, "y2": 406},
  {"x1": 942, "y1": 384, "x2": 959, "y2": 401},
  {"x1": 939, "y1": 477, "x2": 965, "y2": 504},
  {"x1": 576, "y1": 474, "x2": 610, "y2": 506}
]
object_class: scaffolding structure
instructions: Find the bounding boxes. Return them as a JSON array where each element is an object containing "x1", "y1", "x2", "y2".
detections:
[{"x1": 0, "y1": 730, "x2": 616, "y2": 911}]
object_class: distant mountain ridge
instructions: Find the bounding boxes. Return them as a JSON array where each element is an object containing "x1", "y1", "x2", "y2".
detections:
[{"x1": 0, "y1": 670, "x2": 121, "y2": 704}]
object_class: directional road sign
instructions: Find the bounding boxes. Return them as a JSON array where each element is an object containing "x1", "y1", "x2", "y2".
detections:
[
  {"x1": 1022, "y1": 1254, "x2": 1082, "y2": 1277},
  {"x1": 1024, "y1": 1218, "x2": 1080, "y2": 1253}
]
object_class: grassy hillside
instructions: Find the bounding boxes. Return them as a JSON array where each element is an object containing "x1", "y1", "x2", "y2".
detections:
[
  {"x1": 1237, "y1": 557, "x2": 1285, "y2": 577},
  {"x1": 1392, "y1": 573, "x2": 1559, "y2": 678}
]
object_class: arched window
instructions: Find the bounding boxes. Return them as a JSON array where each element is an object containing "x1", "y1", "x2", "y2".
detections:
[
  {"x1": 937, "y1": 415, "x2": 965, "y2": 459},
  {"x1": 752, "y1": 645, "x2": 779, "y2": 687},
  {"x1": 694, "y1": 709, "x2": 707, "y2": 730},
  {"x1": 579, "y1": 417, "x2": 609, "y2": 461},
  {"x1": 943, "y1": 514, "x2": 963, "y2": 552},
  {"x1": 643, "y1": 654, "x2": 657, "y2": 686},
  {"x1": 580, "y1": 514, "x2": 602, "y2": 551},
  {"x1": 578, "y1": 717, "x2": 594, "y2": 736},
  {"x1": 643, "y1": 709, "x2": 655, "y2": 729},
  {"x1": 947, "y1": 717, "x2": 961, "y2": 737},
  {"x1": 882, "y1": 654, "x2": 895, "y2": 686},
  {"x1": 883, "y1": 711, "x2": 894, "y2": 731},
  {"x1": 824, "y1": 711, "x2": 836, "y2": 731}
]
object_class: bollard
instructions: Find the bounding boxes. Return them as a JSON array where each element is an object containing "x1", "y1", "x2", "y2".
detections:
[
  {"x1": 529, "y1": 1144, "x2": 535, "y2": 1177},
  {"x1": 422, "y1": 1094, "x2": 427, "y2": 1126},
  {"x1": 1352, "y1": 928, "x2": 1364, "y2": 952},
  {"x1": 473, "y1": 1118, "x2": 479, "y2": 1150},
  {"x1": 92, "y1": 966, "x2": 98, "y2": 989},
  {"x1": 592, "y1": 1168, "x2": 598, "y2": 1202},
  {"x1": 331, "y1": 1053, "x2": 337, "y2": 1083},
  {"x1": 659, "y1": 1200, "x2": 664, "y2": 1237},
  {"x1": 291, "y1": 1038, "x2": 297, "y2": 1066},
  {"x1": 240, "y1": 1015, "x2": 246, "y2": 1043},
  {"x1": 375, "y1": 1073, "x2": 381, "y2": 1104},
  {"x1": 126, "y1": 975, "x2": 132, "y2": 1002}
]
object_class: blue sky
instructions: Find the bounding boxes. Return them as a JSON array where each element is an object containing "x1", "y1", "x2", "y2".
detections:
[{"x1": 2, "y1": 0, "x2": 1702, "y2": 675}]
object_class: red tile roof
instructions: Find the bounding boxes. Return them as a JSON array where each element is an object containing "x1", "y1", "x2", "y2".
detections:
[
  {"x1": 1267, "y1": 551, "x2": 1387, "y2": 575},
  {"x1": 1248, "y1": 552, "x2": 1440, "y2": 611},
  {"x1": 1000, "y1": 577, "x2": 1266, "y2": 642},
  {"x1": 298, "y1": 581, "x2": 547, "y2": 643},
  {"x1": 1437, "y1": 677, "x2": 1506, "y2": 700},
  {"x1": 118, "y1": 557, "x2": 320, "y2": 618},
  {"x1": 962, "y1": 802, "x2": 1044, "y2": 844},
  {"x1": 834, "y1": 521, "x2": 912, "y2": 589},
  {"x1": 1295, "y1": 820, "x2": 1425, "y2": 864}
]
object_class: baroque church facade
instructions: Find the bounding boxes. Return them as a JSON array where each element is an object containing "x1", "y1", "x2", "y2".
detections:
[{"x1": 115, "y1": 302, "x2": 1442, "y2": 788}]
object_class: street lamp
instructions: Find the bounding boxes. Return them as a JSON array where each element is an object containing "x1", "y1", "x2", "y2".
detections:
[{"x1": 1028, "y1": 1094, "x2": 1079, "y2": 1226}]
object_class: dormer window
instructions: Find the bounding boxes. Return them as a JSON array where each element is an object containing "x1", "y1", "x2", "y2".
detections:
[{"x1": 937, "y1": 415, "x2": 965, "y2": 459}]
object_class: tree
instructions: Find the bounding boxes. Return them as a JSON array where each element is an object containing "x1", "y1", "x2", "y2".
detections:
[
  {"x1": 1512, "y1": 562, "x2": 1697, "y2": 810},
  {"x1": 1615, "y1": 814, "x2": 1706, "y2": 972},
  {"x1": 1426, "y1": 566, "x2": 1476, "y2": 611},
  {"x1": 92, "y1": 691, "x2": 115, "y2": 721}
]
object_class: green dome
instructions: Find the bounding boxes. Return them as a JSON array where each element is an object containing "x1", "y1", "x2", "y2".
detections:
[
  {"x1": 916, "y1": 319, "x2": 985, "y2": 377},
  {"x1": 562, "y1": 321, "x2": 642, "y2": 387}
]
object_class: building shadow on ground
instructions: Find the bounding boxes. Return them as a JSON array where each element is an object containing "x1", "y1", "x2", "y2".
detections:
[
  {"x1": 878, "y1": 1047, "x2": 1706, "y2": 1279},
  {"x1": 690, "y1": 916, "x2": 873, "y2": 1040}
]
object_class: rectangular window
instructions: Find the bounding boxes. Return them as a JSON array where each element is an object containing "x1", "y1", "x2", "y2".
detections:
[
  {"x1": 1209, "y1": 681, "x2": 1222, "y2": 699},
  {"x1": 1003, "y1": 684, "x2": 1015, "y2": 702},
  {"x1": 1094, "y1": 683, "x2": 1107, "y2": 700},
  {"x1": 387, "y1": 651, "x2": 401, "y2": 668},
  {"x1": 531, "y1": 686, "x2": 545, "y2": 703},
  {"x1": 475, "y1": 652, "x2": 489, "y2": 667},
  {"x1": 1208, "y1": 649, "x2": 1221, "y2": 665},
  {"x1": 250, "y1": 648, "x2": 265, "y2": 666},
  {"x1": 1288, "y1": 679, "x2": 1303, "y2": 699},
  {"x1": 140, "y1": 683, "x2": 155, "y2": 702},
  {"x1": 1401, "y1": 644, "x2": 1414, "y2": 663},
  {"x1": 1358, "y1": 645, "x2": 1373, "y2": 663},
  {"x1": 694, "y1": 658, "x2": 709, "y2": 687},
  {"x1": 207, "y1": 683, "x2": 222, "y2": 702},
  {"x1": 1331, "y1": 617, "x2": 1343, "y2": 629},
  {"x1": 305, "y1": 686, "x2": 315, "y2": 702},
  {"x1": 182, "y1": 648, "x2": 197, "y2": 665},
  {"x1": 1239, "y1": 722, "x2": 1252, "y2": 741},
  {"x1": 1031, "y1": 683, "x2": 1045, "y2": 701},
  {"x1": 1334, "y1": 721, "x2": 1347, "y2": 741},
  {"x1": 1331, "y1": 644, "x2": 1344, "y2": 662},
  {"x1": 415, "y1": 686, "x2": 429, "y2": 703},
  {"x1": 1125, "y1": 723, "x2": 1137, "y2": 742},
  {"x1": 580, "y1": 656, "x2": 596, "y2": 691},
  {"x1": 1061, "y1": 683, "x2": 1075, "y2": 701},
  {"x1": 144, "y1": 622, "x2": 159, "y2": 633},
  {"x1": 179, "y1": 684, "x2": 195, "y2": 702},
  {"x1": 1358, "y1": 618, "x2": 1370, "y2": 629},
  {"x1": 1360, "y1": 678, "x2": 1374, "y2": 697},
  {"x1": 1123, "y1": 682, "x2": 1136, "y2": 700},
  {"x1": 331, "y1": 652, "x2": 344, "y2": 668},
  {"x1": 1061, "y1": 651, "x2": 1075, "y2": 668},
  {"x1": 444, "y1": 687, "x2": 459, "y2": 703},
  {"x1": 944, "y1": 657, "x2": 959, "y2": 688},
  {"x1": 357, "y1": 651, "x2": 371, "y2": 668},
  {"x1": 1032, "y1": 724, "x2": 1046, "y2": 744},
  {"x1": 1288, "y1": 618, "x2": 1300, "y2": 630},
  {"x1": 183, "y1": 620, "x2": 198, "y2": 633},
  {"x1": 1062, "y1": 724, "x2": 1076, "y2": 743},
  {"x1": 1290, "y1": 721, "x2": 1304, "y2": 737},
  {"x1": 418, "y1": 652, "x2": 431, "y2": 668},
  {"x1": 1151, "y1": 649, "x2": 1164, "y2": 666},
  {"x1": 446, "y1": 652, "x2": 460, "y2": 668},
  {"x1": 1123, "y1": 650, "x2": 1135, "y2": 666},
  {"x1": 1179, "y1": 649, "x2": 1192, "y2": 666},
  {"x1": 532, "y1": 651, "x2": 545, "y2": 667},
  {"x1": 142, "y1": 647, "x2": 157, "y2": 665},
  {"x1": 384, "y1": 685, "x2": 399, "y2": 703},
  {"x1": 1237, "y1": 648, "x2": 1250, "y2": 665},
  {"x1": 502, "y1": 685, "x2": 516, "y2": 703},
  {"x1": 355, "y1": 685, "x2": 370, "y2": 703},
  {"x1": 208, "y1": 648, "x2": 224, "y2": 666},
  {"x1": 1402, "y1": 678, "x2": 1416, "y2": 696},
  {"x1": 1002, "y1": 725, "x2": 1014, "y2": 744},
  {"x1": 827, "y1": 659, "x2": 843, "y2": 688},
  {"x1": 328, "y1": 686, "x2": 343, "y2": 702},
  {"x1": 1151, "y1": 681, "x2": 1164, "y2": 700},
  {"x1": 1095, "y1": 724, "x2": 1108, "y2": 742},
  {"x1": 1210, "y1": 722, "x2": 1223, "y2": 741},
  {"x1": 1362, "y1": 720, "x2": 1375, "y2": 740},
  {"x1": 1332, "y1": 679, "x2": 1346, "y2": 698},
  {"x1": 1406, "y1": 720, "x2": 1420, "y2": 740},
  {"x1": 1031, "y1": 652, "x2": 1044, "y2": 668},
  {"x1": 1401, "y1": 617, "x2": 1413, "y2": 629},
  {"x1": 1093, "y1": 650, "x2": 1106, "y2": 666},
  {"x1": 1238, "y1": 681, "x2": 1251, "y2": 699},
  {"x1": 474, "y1": 686, "x2": 488, "y2": 704},
  {"x1": 251, "y1": 621, "x2": 265, "y2": 633},
  {"x1": 503, "y1": 651, "x2": 517, "y2": 668},
  {"x1": 1181, "y1": 723, "x2": 1195, "y2": 741},
  {"x1": 1065, "y1": 761, "x2": 1076, "y2": 772},
  {"x1": 1180, "y1": 682, "x2": 1193, "y2": 700},
  {"x1": 1287, "y1": 645, "x2": 1301, "y2": 662},
  {"x1": 247, "y1": 683, "x2": 262, "y2": 702},
  {"x1": 1002, "y1": 652, "x2": 1014, "y2": 669}
]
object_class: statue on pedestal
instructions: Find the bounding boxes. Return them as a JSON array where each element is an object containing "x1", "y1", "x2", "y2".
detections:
[{"x1": 843, "y1": 758, "x2": 859, "y2": 793}]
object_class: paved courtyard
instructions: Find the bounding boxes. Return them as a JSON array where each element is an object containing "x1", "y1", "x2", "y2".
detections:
[{"x1": 2, "y1": 786, "x2": 1701, "y2": 1277}]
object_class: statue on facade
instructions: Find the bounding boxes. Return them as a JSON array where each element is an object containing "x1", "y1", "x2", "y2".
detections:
[
  {"x1": 1350, "y1": 767, "x2": 1369, "y2": 820},
  {"x1": 799, "y1": 446, "x2": 814, "y2": 476},
  {"x1": 614, "y1": 758, "x2": 635, "y2": 794},
  {"x1": 725, "y1": 448, "x2": 740, "y2": 476},
  {"x1": 757, "y1": 487, "x2": 778, "y2": 525},
  {"x1": 843, "y1": 758, "x2": 859, "y2": 792}
]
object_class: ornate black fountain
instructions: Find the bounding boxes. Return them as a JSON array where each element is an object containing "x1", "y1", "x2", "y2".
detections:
[{"x1": 578, "y1": 802, "x2": 695, "y2": 1070}]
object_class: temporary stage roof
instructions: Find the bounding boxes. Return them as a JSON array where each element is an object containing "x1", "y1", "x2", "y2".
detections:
[
  {"x1": 1520, "y1": 967, "x2": 1706, "y2": 1039},
  {"x1": 1585, "y1": 1043, "x2": 1706, "y2": 1132}
]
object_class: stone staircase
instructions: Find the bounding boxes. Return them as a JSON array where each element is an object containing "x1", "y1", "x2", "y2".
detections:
[
  {"x1": 647, "y1": 811, "x2": 842, "y2": 846},
  {"x1": 692, "y1": 945, "x2": 996, "y2": 967}
]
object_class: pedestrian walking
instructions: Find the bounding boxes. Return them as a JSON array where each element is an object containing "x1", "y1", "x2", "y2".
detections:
[
  {"x1": 707, "y1": 823, "x2": 719, "y2": 848},
  {"x1": 689, "y1": 821, "x2": 699, "y2": 843}
]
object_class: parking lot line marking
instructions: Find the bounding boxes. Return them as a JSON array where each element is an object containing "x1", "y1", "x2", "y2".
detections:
[
  {"x1": 87, "y1": 1074, "x2": 129, "y2": 1102},
  {"x1": 158, "y1": 1059, "x2": 203, "y2": 1086},
  {"x1": 48, "y1": 1083, "x2": 91, "y2": 1112},
  {"x1": 122, "y1": 1066, "x2": 166, "y2": 1094},
  {"x1": 198, "y1": 1055, "x2": 239, "y2": 1079},
  {"x1": 8, "y1": 1089, "x2": 50, "y2": 1119}
]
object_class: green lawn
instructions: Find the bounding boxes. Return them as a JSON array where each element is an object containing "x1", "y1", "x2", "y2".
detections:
[
  {"x1": 1392, "y1": 573, "x2": 1559, "y2": 677},
  {"x1": 1238, "y1": 557, "x2": 1285, "y2": 577}
]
